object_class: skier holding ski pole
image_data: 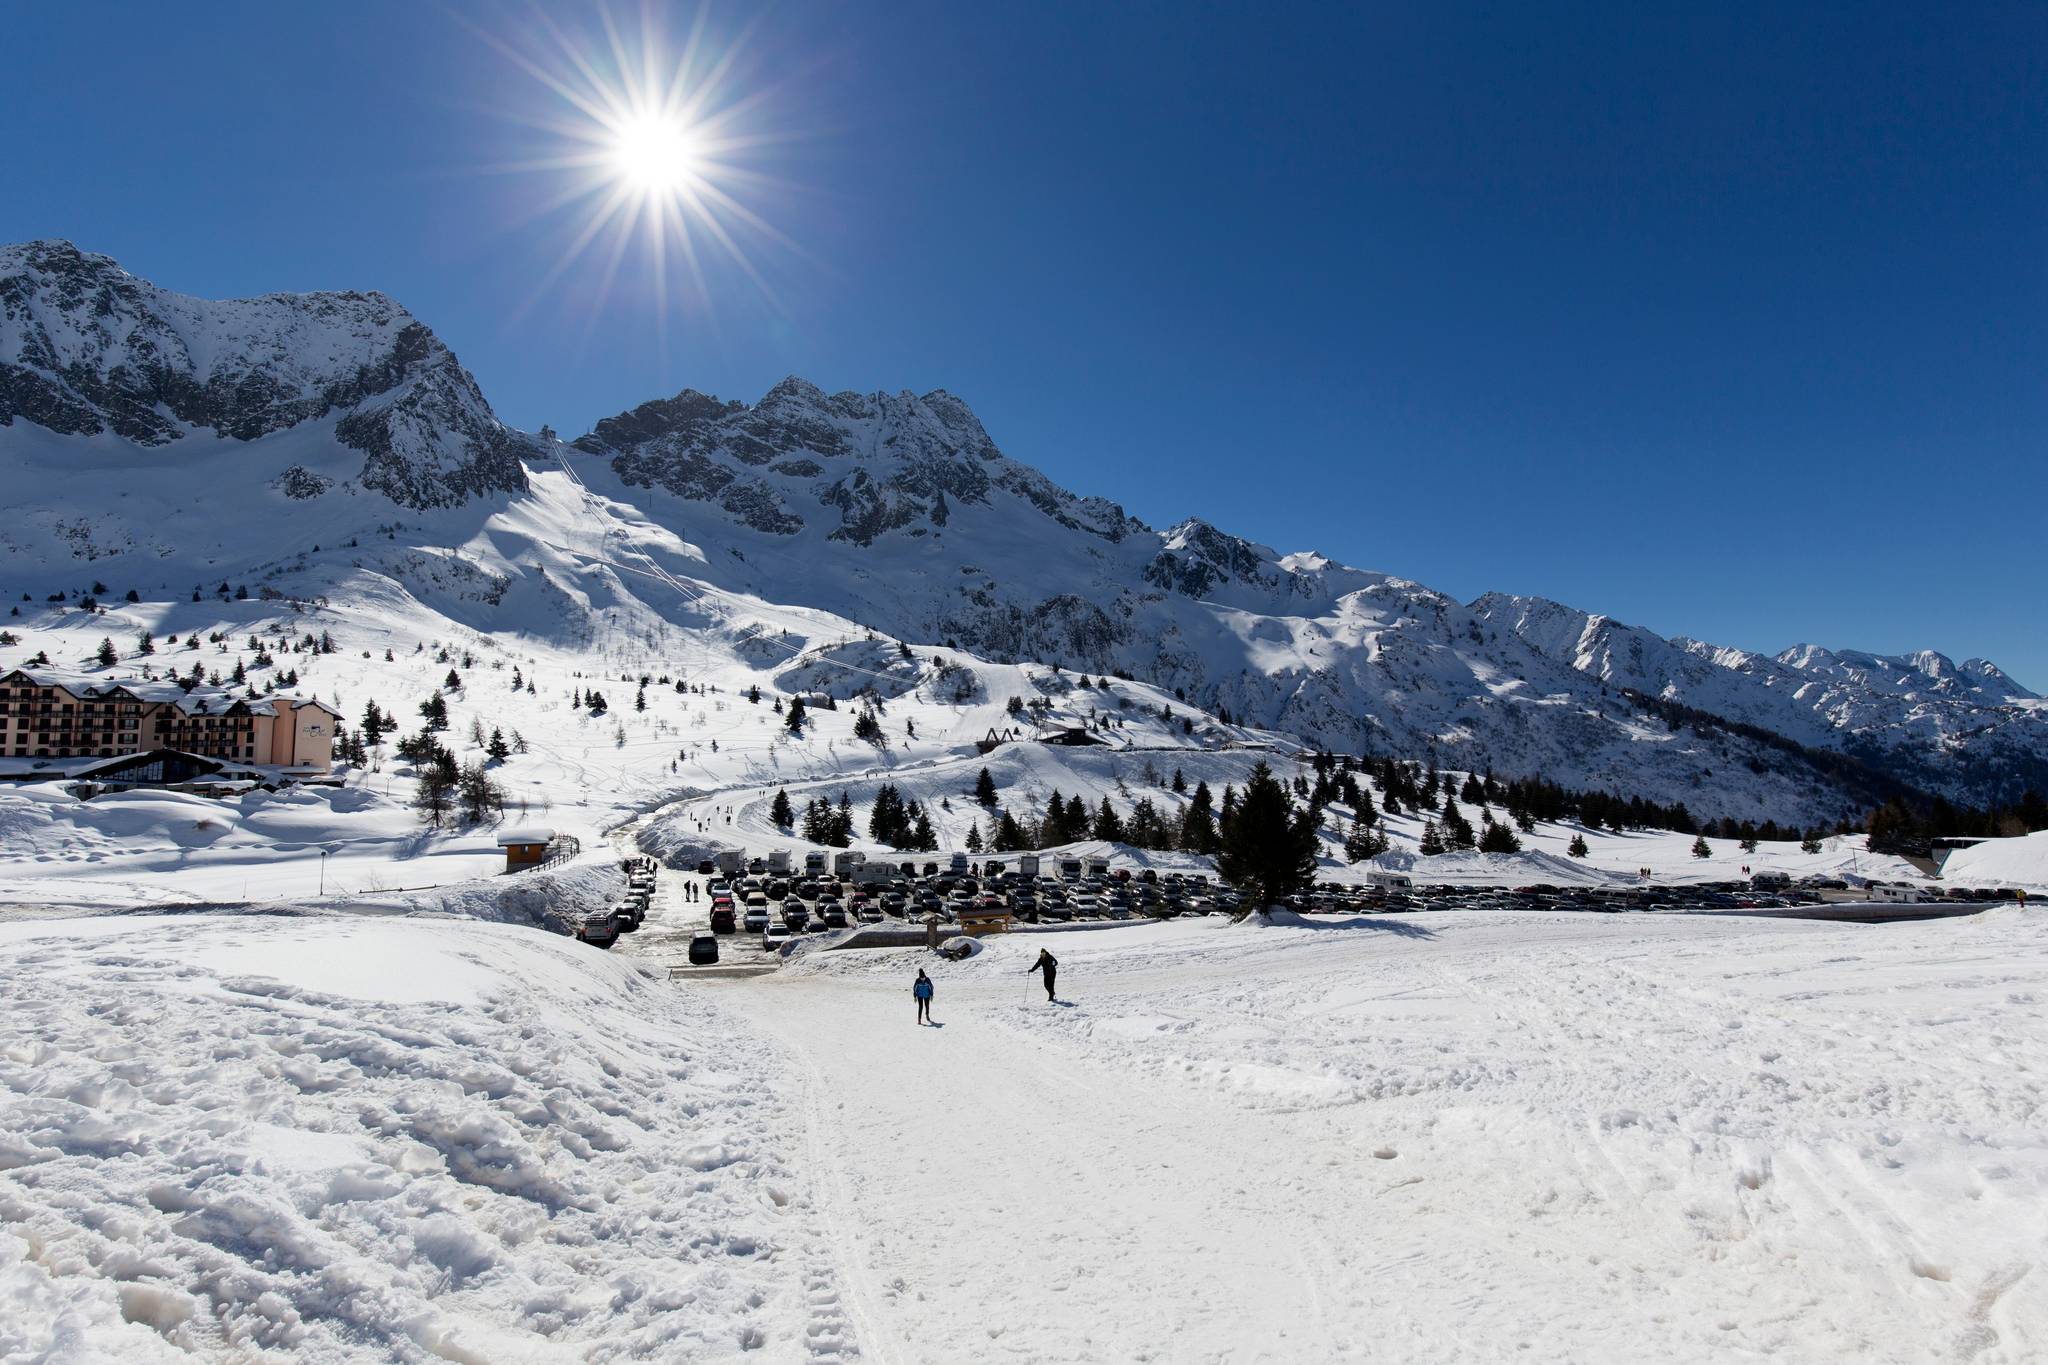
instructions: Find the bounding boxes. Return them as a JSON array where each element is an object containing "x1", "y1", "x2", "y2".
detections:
[{"x1": 1026, "y1": 948, "x2": 1058, "y2": 1003}]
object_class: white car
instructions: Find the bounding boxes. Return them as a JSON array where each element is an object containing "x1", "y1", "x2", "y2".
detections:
[{"x1": 762, "y1": 922, "x2": 794, "y2": 952}]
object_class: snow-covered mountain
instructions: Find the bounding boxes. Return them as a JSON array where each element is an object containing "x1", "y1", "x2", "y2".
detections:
[
  {"x1": 0, "y1": 239, "x2": 529, "y2": 509},
  {"x1": 1, "y1": 242, "x2": 2039, "y2": 820},
  {"x1": 568, "y1": 376, "x2": 2044, "y2": 813},
  {"x1": 1472, "y1": 594, "x2": 2046, "y2": 801}
]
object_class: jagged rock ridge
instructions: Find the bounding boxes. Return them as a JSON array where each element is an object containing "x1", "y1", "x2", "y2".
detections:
[{"x1": 0, "y1": 240, "x2": 528, "y2": 509}]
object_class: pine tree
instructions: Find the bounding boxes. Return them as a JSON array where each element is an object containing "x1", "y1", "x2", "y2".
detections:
[
  {"x1": 1568, "y1": 833, "x2": 1590, "y2": 858},
  {"x1": 1692, "y1": 835, "x2": 1713, "y2": 860},
  {"x1": 1215, "y1": 761, "x2": 1319, "y2": 912},
  {"x1": 635, "y1": 684, "x2": 647, "y2": 712},
  {"x1": 1800, "y1": 835, "x2": 1823, "y2": 855},
  {"x1": 413, "y1": 761, "x2": 456, "y2": 827},
  {"x1": 853, "y1": 710, "x2": 884, "y2": 745},
  {"x1": 965, "y1": 822, "x2": 985, "y2": 853},
  {"x1": 361, "y1": 700, "x2": 390, "y2": 746},
  {"x1": 418, "y1": 692, "x2": 449, "y2": 731},
  {"x1": 994, "y1": 810, "x2": 1028, "y2": 851},
  {"x1": 445, "y1": 668, "x2": 462, "y2": 690},
  {"x1": 1418, "y1": 819, "x2": 1446, "y2": 856},
  {"x1": 137, "y1": 631, "x2": 155, "y2": 656},
  {"x1": 1091, "y1": 797, "x2": 1126, "y2": 843},
  {"x1": 1178, "y1": 780, "x2": 1219, "y2": 855},
  {"x1": 94, "y1": 637, "x2": 118, "y2": 667},
  {"x1": 974, "y1": 767, "x2": 998, "y2": 807},
  {"x1": 456, "y1": 760, "x2": 505, "y2": 824},
  {"x1": 770, "y1": 788, "x2": 794, "y2": 828},
  {"x1": 785, "y1": 696, "x2": 807, "y2": 734},
  {"x1": 486, "y1": 728, "x2": 510, "y2": 762},
  {"x1": 1478, "y1": 820, "x2": 1522, "y2": 854}
]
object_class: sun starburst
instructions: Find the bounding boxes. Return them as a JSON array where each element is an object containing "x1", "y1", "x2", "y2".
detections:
[{"x1": 466, "y1": 2, "x2": 805, "y2": 346}]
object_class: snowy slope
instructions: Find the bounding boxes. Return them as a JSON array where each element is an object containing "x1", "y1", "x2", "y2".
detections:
[
  {"x1": 11, "y1": 900, "x2": 2044, "y2": 1363},
  {"x1": 1475, "y1": 592, "x2": 2048, "y2": 802},
  {"x1": 0, "y1": 914, "x2": 845, "y2": 1363},
  {"x1": 0, "y1": 239, "x2": 530, "y2": 509},
  {"x1": 0, "y1": 241, "x2": 2039, "y2": 825}
]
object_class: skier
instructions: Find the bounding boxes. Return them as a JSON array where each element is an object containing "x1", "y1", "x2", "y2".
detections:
[
  {"x1": 913, "y1": 969, "x2": 935, "y2": 1025},
  {"x1": 1027, "y1": 948, "x2": 1058, "y2": 1003}
]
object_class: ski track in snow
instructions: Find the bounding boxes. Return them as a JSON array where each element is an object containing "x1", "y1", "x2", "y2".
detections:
[
  {"x1": 747, "y1": 909, "x2": 2048, "y2": 1364},
  {"x1": 3, "y1": 901, "x2": 2047, "y2": 1361}
]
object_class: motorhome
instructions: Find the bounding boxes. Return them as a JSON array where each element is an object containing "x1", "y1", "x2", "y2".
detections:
[
  {"x1": 768, "y1": 849, "x2": 792, "y2": 875},
  {"x1": 1016, "y1": 853, "x2": 1041, "y2": 878},
  {"x1": 805, "y1": 851, "x2": 828, "y2": 877},
  {"x1": 715, "y1": 850, "x2": 744, "y2": 876},
  {"x1": 949, "y1": 852, "x2": 970, "y2": 875},
  {"x1": 1366, "y1": 871, "x2": 1414, "y2": 893},
  {"x1": 1870, "y1": 883, "x2": 1930, "y2": 904},
  {"x1": 1083, "y1": 856, "x2": 1110, "y2": 880},
  {"x1": 1059, "y1": 858, "x2": 1083, "y2": 880},
  {"x1": 833, "y1": 851, "x2": 865, "y2": 879},
  {"x1": 1749, "y1": 871, "x2": 1792, "y2": 890}
]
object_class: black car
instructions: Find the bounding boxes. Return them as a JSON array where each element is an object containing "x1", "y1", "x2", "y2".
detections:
[{"x1": 688, "y1": 933, "x2": 720, "y2": 965}]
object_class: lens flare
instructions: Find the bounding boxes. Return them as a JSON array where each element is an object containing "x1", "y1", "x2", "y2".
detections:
[{"x1": 467, "y1": 2, "x2": 805, "y2": 344}]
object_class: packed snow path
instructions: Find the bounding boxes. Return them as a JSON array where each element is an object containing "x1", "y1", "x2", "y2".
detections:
[
  {"x1": 3, "y1": 909, "x2": 2044, "y2": 1362},
  {"x1": 722, "y1": 911, "x2": 2048, "y2": 1365}
]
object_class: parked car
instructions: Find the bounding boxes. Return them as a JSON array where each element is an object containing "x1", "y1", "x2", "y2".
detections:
[
  {"x1": 762, "y1": 922, "x2": 794, "y2": 952},
  {"x1": 710, "y1": 905, "x2": 737, "y2": 934},
  {"x1": 688, "y1": 933, "x2": 720, "y2": 965}
]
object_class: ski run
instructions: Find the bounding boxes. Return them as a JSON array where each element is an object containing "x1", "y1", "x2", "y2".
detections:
[{"x1": 4, "y1": 902, "x2": 2045, "y2": 1363}]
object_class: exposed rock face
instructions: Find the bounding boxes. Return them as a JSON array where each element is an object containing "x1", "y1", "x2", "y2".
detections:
[
  {"x1": 0, "y1": 240, "x2": 528, "y2": 509},
  {"x1": 576, "y1": 378, "x2": 1136, "y2": 547},
  {"x1": 572, "y1": 378, "x2": 2045, "y2": 816},
  {"x1": 2, "y1": 241, "x2": 2035, "y2": 817}
]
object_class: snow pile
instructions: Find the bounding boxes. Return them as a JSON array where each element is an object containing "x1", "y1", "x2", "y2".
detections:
[
  {"x1": 0, "y1": 915, "x2": 840, "y2": 1362},
  {"x1": 1941, "y1": 831, "x2": 2048, "y2": 892}
]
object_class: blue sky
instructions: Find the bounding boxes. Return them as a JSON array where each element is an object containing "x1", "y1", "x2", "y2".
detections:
[{"x1": 7, "y1": 2, "x2": 2044, "y2": 686}]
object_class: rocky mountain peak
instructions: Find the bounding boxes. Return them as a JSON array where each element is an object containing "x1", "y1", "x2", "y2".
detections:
[{"x1": 0, "y1": 240, "x2": 527, "y2": 510}]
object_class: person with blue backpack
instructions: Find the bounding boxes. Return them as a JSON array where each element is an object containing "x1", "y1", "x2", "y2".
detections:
[{"x1": 913, "y1": 968, "x2": 935, "y2": 1025}]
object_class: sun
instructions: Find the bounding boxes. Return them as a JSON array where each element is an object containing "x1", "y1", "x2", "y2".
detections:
[
  {"x1": 469, "y1": 3, "x2": 805, "y2": 337},
  {"x1": 609, "y1": 114, "x2": 703, "y2": 193}
]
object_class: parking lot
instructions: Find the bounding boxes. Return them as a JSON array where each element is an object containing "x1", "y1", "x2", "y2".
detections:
[{"x1": 584, "y1": 851, "x2": 2022, "y2": 965}]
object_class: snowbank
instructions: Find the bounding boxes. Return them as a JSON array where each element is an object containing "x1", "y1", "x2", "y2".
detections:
[
  {"x1": 0, "y1": 914, "x2": 828, "y2": 1361},
  {"x1": 1940, "y1": 830, "x2": 2048, "y2": 891}
]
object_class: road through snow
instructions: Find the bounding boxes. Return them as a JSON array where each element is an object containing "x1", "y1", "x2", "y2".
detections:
[{"x1": 716, "y1": 910, "x2": 2048, "y2": 1365}]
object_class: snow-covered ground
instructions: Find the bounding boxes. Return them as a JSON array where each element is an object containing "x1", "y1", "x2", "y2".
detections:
[
  {"x1": 7, "y1": 906, "x2": 2044, "y2": 1362},
  {"x1": 0, "y1": 914, "x2": 844, "y2": 1363},
  {"x1": 1942, "y1": 830, "x2": 2048, "y2": 892}
]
